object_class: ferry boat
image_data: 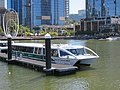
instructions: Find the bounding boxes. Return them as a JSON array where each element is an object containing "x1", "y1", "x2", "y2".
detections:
[
  {"x1": 106, "y1": 37, "x2": 120, "y2": 41},
  {"x1": 0, "y1": 41, "x2": 14, "y2": 53},
  {"x1": 12, "y1": 43, "x2": 99, "y2": 66},
  {"x1": 0, "y1": 41, "x2": 8, "y2": 53}
]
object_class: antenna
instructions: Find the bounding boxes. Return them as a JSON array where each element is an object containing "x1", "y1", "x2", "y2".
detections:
[{"x1": 114, "y1": 0, "x2": 116, "y2": 16}]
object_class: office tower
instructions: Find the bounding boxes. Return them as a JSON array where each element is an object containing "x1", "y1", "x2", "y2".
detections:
[
  {"x1": 65, "y1": 0, "x2": 69, "y2": 22},
  {"x1": 0, "y1": 0, "x2": 7, "y2": 8},
  {"x1": 7, "y1": 0, "x2": 66, "y2": 29},
  {"x1": 7, "y1": 0, "x2": 23, "y2": 25},
  {"x1": 86, "y1": 0, "x2": 120, "y2": 17}
]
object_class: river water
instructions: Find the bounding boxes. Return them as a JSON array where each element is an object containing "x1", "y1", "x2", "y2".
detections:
[{"x1": 0, "y1": 39, "x2": 120, "y2": 90}]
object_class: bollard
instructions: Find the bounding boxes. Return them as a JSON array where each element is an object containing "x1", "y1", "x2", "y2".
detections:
[
  {"x1": 45, "y1": 33, "x2": 51, "y2": 69},
  {"x1": 7, "y1": 34, "x2": 12, "y2": 61}
]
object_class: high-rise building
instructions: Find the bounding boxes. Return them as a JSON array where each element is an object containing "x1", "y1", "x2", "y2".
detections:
[
  {"x1": 0, "y1": 7, "x2": 6, "y2": 28},
  {"x1": 80, "y1": 0, "x2": 120, "y2": 35},
  {"x1": 0, "y1": 0, "x2": 7, "y2": 8},
  {"x1": 32, "y1": 0, "x2": 65, "y2": 26},
  {"x1": 6, "y1": 0, "x2": 66, "y2": 29},
  {"x1": 86, "y1": 0, "x2": 120, "y2": 18},
  {"x1": 65, "y1": 0, "x2": 69, "y2": 20},
  {"x1": 7, "y1": 0, "x2": 23, "y2": 25}
]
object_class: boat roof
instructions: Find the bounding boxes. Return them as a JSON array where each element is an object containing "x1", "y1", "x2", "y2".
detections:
[
  {"x1": 12, "y1": 43, "x2": 44, "y2": 48},
  {"x1": 0, "y1": 41, "x2": 14, "y2": 43},
  {"x1": 0, "y1": 41, "x2": 8, "y2": 43},
  {"x1": 12, "y1": 43, "x2": 85, "y2": 49}
]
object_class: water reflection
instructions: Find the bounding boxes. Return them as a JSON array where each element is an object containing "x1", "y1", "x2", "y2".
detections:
[{"x1": 1, "y1": 40, "x2": 120, "y2": 90}]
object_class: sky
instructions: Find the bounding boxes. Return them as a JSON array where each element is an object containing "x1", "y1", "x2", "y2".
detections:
[{"x1": 70, "y1": 0, "x2": 85, "y2": 14}]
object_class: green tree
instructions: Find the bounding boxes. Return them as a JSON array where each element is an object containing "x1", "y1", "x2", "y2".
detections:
[
  {"x1": 18, "y1": 25, "x2": 31, "y2": 36},
  {"x1": 0, "y1": 26, "x2": 4, "y2": 36},
  {"x1": 69, "y1": 30, "x2": 75, "y2": 36},
  {"x1": 69, "y1": 20, "x2": 76, "y2": 24},
  {"x1": 18, "y1": 25, "x2": 24, "y2": 36},
  {"x1": 31, "y1": 30, "x2": 35, "y2": 34},
  {"x1": 49, "y1": 31, "x2": 58, "y2": 37},
  {"x1": 40, "y1": 30, "x2": 47, "y2": 35},
  {"x1": 25, "y1": 32, "x2": 31, "y2": 36}
]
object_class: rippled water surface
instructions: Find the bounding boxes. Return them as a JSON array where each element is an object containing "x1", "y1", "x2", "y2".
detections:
[{"x1": 0, "y1": 39, "x2": 120, "y2": 90}]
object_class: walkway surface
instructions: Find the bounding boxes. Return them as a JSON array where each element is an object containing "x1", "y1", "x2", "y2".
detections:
[{"x1": 0, "y1": 53, "x2": 78, "y2": 76}]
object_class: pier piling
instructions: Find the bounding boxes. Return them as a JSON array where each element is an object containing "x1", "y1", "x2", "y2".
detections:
[
  {"x1": 45, "y1": 33, "x2": 52, "y2": 69},
  {"x1": 7, "y1": 34, "x2": 12, "y2": 61}
]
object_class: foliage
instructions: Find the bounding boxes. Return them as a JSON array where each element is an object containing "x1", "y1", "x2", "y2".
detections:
[
  {"x1": 69, "y1": 20, "x2": 76, "y2": 24},
  {"x1": 31, "y1": 30, "x2": 35, "y2": 34},
  {"x1": 18, "y1": 25, "x2": 30, "y2": 36},
  {"x1": 63, "y1": 31, "x2": 70, "y2": 36},
  {"x1": 0, "y1": 26, "x2": 4, "y2": 36},
  {"x1": 69, "y1": 30, "x2": 74, "y2": 36},
  {"x1": 49, "y1": 31, "x2": 58, "y2": 37},
  {"x1": 40, "y1": 30, "x2": 47, "y2": 35},
  {"x1": 25, "y1": 32, "x2": 31, "y2": 36}
]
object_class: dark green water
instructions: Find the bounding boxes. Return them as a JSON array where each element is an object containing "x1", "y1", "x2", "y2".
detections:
[{"x1": 0, "y1": 39, "x2": 120, "y2": 90}]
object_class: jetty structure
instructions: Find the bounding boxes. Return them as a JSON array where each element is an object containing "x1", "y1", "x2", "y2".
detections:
[{"x1": 0, "y1": 34, "x2": 78, "y2": 76}]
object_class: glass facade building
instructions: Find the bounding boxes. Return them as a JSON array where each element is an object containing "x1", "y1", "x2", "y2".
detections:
[
  {"x1": 0, "y1": 0, "x2": 7, "y2": 8},
  {"x1": 7, "y1": 0, "x2": 23, "y2": 24},
  {"x1": 7, "y1": 0, "x2": 66, "y2": 28},
  {"x1": 86, "y1": 0, "x2": 120, "y2": 18},
  {"x1": 32, "y1": 0, "x2": 65, "y2": 26}
]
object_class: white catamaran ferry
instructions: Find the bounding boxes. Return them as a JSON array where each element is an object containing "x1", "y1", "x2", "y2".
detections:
[
  {"x1": 12, "y1": 43, "x2": 99, "y2": 66},
  {"x1": 0, "y1": 41, "x2": 9, "y2": 53},
  {"x1": 0, "y1": 41, "x2": 14, "y2": 53}
]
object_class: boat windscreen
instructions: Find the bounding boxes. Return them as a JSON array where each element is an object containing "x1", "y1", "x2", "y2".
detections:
[
  {"x1": 67, "y1": 48, "x2": 85, "y2": 55},
  {"x1": 60, "y1": 50, "x2": 70, "y2": 56}
]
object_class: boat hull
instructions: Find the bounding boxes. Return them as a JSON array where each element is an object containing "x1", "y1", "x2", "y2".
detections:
[
  {"x1": 80, "y1": 58, "x2": 96, "y2": 66},
  {"x1": 53, "y1": 57, "x2": 97, "y2": 66},
  {"x1": 54, "y1": 58, "x2": 77, "y2": 66}
]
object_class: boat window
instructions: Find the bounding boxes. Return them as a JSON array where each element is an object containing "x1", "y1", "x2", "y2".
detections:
[
  {"x1": 38, "y1": 48, "x2": 42, "y2": 54},
  {"x1": 0, "y1": 43, "x2": 7, "y2": 47},
  {"x1": 67, "y1": 48, "x2": 85, "y2": 55},
  {"x1": 0, "y1": 43, "x2": 2, "y2": 46},
  {"x1": 51, "y1": 49, "x2": 58, "y2": 57},
  {"x1": 34, "y1": 48, "x2": 39, "y2": 54},
  {"x1": 60, "y1": 50, "x2": 70, "y2": 56},
  {"x1": 67, "y1": 49, "x2": 77, "y2": 55},
  {"x1": 12, "y1": 46, "x2": 16, "y2": 50},
  {"x1": 77, "y1": 48, "x2": 85, "y2": 55},
  {"x1": 20, "y1": 47, "x2": 33, "y2": 53},
  {"x1": 43, "y1": 48, "x2": 45, "y2": 55},
  {"x1": 12, "y1": 46, "x2": 33, "y2": 53}
]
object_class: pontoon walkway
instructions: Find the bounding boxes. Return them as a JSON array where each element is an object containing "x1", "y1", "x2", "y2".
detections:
[{"x1": 0, "y1": 53, "x2": 78, "y2": 76}]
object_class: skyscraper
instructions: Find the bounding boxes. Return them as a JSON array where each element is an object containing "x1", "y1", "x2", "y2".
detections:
[
  {"x1": 65, "y1": 0, "x2": 69, "y2": 21},
  {"x1": 6, "y1": 0, "x2": 67, "y2": 29},
  {"x1": 7, "y1": 0, "x2": 23, "y2": 25},
  {"x1": 0, "y1": 0, "x2": 7, "y2": 8},
  {"x1": 86, "y1": 0, "x2": 120, "y2": 18},
  {"x1": 31, "y1": 0, "x2": 65, "y2": 26}
]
